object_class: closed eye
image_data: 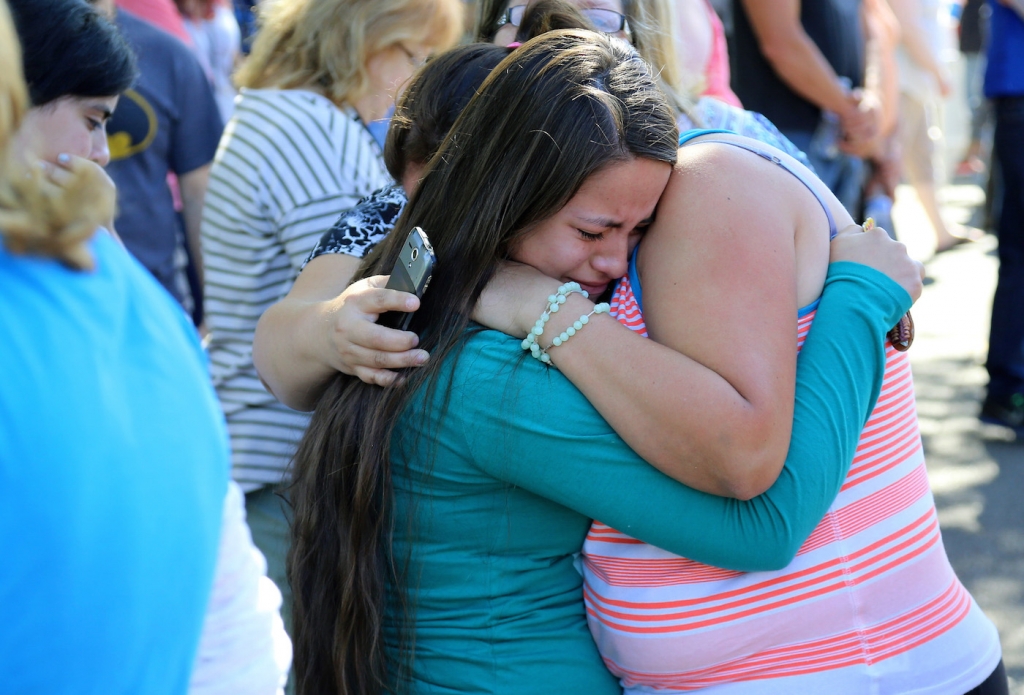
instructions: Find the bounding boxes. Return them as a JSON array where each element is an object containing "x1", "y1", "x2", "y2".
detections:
[
  {"x1": 577, "y1": 229, "x2": 603, "y2": 241},
  {"x1": 87, "y1": 118, "x2": 104, "y2": 132},
  {"x1": 634, "y1": 215, "x2": 655, "y2": 234}
]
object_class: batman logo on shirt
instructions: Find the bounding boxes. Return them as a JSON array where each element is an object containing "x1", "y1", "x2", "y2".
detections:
[{"x1": 107, "y1": 89, "x2": 158, "y2": 161}]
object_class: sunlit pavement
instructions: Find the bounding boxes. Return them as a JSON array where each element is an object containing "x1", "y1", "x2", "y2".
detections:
[{"x1": 893, "y1": 183, "x2": 1023, "y2": 692}]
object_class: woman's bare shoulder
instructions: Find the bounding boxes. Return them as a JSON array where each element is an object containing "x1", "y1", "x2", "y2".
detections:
[
  {"x1": 655, "y1": 138, "x2": 803, "y2": 238},
  {"x1": 670, "y1": 134, "x2": 852, "y2": 230}
]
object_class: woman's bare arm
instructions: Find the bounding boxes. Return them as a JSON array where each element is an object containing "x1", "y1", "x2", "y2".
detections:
[
  {"x1": 560, "y1": 144, "x2": 828, "y2": 499},
  {"x1": 252, "y1": 254, "x2": 427, "y2": 411},
  {"x1": 632, "y1": 141, "x2": 835, "y2": 498},
  {"x1": 474, "y1": 138, "x2": 921, "y2": 499}
]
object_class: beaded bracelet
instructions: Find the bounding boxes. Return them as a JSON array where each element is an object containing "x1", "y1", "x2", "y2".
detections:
[
  {"x1": 550, "y1": 303, "x2": 611, "y2": 349},
  {"x1": 521, "y1": 281, "x2": 589, "y2": 360},
  {"x1": 525, "y1": 301, "x2": 612, "y2": 367},
  {"x1": 538, "y1": 303, "x2": 612, "y2": 366}
]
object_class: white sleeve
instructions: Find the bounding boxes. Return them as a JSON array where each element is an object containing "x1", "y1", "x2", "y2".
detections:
[{"x1": 189, "y1": 482, "x2": 292, "y2": 695}]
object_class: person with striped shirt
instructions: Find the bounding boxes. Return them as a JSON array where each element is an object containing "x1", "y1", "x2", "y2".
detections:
[
  {"x1": 577, "y1": 130, "x2": 1006, "y2": 694},
  {"x1": 471, "y1": 127, "x2": 999, "y2": 691},
  {"x1": 472, "y1": 128, "x2": 1004, "y2": 692},
  {"x1": 474, "y1": 126, "x2": 1005, "y2": 692},
  {"x1": 199, "y1": 0, "x2": 462, "y2": 642}
]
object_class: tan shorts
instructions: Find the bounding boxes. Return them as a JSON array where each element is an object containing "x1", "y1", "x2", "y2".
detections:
[{"x1": 899, "y1": 92, "x2": 940, "y2": 186}]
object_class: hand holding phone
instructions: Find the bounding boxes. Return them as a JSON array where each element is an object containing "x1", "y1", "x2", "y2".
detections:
[{"x1": 378, "y1": 226, "x2": 436, "y2": 331}]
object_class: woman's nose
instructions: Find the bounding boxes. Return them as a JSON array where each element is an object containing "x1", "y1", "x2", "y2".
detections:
[
  {"x1": 92, "y1": 131, "x2": 111, "y2": 167},
  {"x1": 593, "y1": 235, "x2": 630, "y2": 279}
]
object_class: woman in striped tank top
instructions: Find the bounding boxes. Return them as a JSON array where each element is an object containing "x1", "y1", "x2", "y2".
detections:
[
  {"x1": 471, "y1": 7, "x2": 1004, "y2": 690},
  {"x1": 478, "y1": 129, "x2": 1005, "y2": 693}
]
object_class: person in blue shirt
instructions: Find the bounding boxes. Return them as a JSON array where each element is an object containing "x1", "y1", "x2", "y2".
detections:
[
  {"x1": 0, "y1": 1, "x2": 229, "y2": 692},
  {"x1": 980, "y1": 0, "x2": 1024, "y2": 435},
  {"x1": 90, "y1": 0, "x2": 224, "y2": 324}
]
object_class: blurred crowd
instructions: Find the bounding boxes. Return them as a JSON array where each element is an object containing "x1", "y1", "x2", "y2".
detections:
[{"x1": 0, "y1": 0, "x2": 1021, "y2": 693}]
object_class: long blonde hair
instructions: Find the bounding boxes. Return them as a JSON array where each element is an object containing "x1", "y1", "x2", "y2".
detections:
[
  {"x1": 626, "y1": 0, "x2": 701, "y2": 117},
  {"x1": 235, "y1": 0, "x2": 464, "y2": 108},
  {"x1": 473, "y1": 0, "x2": 699, "y2": 120},
  {"x1": 0, "y1": 0, "x2": 113, "y2": 270}
]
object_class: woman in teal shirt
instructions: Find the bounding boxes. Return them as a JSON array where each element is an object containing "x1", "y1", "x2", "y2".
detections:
[{"x1": 288, "y1": 31, "x2": 919, "y2": 694}]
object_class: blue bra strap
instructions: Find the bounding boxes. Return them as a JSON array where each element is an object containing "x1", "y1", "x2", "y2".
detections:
[
  {"x1": 679, "y1": 132, "x2": 839, "y2": 240},
  {"x1": 678, "y1": 128, "x2": 734, "y2": 146},
  {"x1": 628, "y1": 129, "x2": 832, "y2": 317}
]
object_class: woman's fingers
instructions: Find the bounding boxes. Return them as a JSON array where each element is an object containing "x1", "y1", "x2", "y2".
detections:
[
  {"x1": 331, "y1": 317, "x2": 427, "y2": 372},
  {"x1": 336, "y1": 342, "x2": 427, "y2": 376},
  {"x1": 352, "y1": 276, "x2": 420, "y2": 315},
  {"x1": 358, "y1": 321, "x2": 423, "y2": 353},
  {"x1": 318, "y1": 275, "x2": 429, "y2": 382},
  {"x1": 37, "y1": 155, "x2": 118, "y2": 232},
  {"x1": 830, "y1": 226, "x2": 924, "y2": 301},
  {"x1": 37, "y1": 159, "x2": 75, "y2": 187},
  {"x1": 352, "y1": 366, "x2": 400, "y2": 388}
]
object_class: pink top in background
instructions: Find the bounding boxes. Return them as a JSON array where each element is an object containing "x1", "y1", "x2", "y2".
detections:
[{"x1": 701, "y1": 0, "x2": 742, "y2": 107}]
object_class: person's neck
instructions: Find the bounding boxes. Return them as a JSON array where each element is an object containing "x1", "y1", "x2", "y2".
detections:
[
  {"x1": 90, "y1": 0, "x2": 117, "y2": 20},
  {"x1": 350, "y1": 91, "x2": 390, "y2": 126}
]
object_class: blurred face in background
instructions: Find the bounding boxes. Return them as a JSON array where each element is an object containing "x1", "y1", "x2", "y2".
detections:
[
  {"x1": 14, "y1": 95, "x2": 118, "y2": 166},
  {"x1": 492, "y1": 0, "x2": 629, "y2": 46},
  {"x1": 359, "y1": 41, "x2": 434, "y2": 123}
]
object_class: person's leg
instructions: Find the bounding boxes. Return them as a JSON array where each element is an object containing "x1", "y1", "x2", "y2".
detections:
[
  {"x1": 244, "y1": 485, "x2": 293, "y2": 636},
  {"x1": 830, "y1": 150, "x2": 865, "y2": 217},
  {"x1": 983, "y1": 96, "x2": 1024, "y2": 430},
  {"x1": 784, "y1": 130, "x2": 814, "y2": 161},
  {"x1": 959, "y1": 51, "x2": 990, "y2": 175},
  {"x1": 963, "y1": 659, "x2": 1010, "y2": 695},
  {"x1": 900, "y1": 92, "x2": 975, "y2": 251}
]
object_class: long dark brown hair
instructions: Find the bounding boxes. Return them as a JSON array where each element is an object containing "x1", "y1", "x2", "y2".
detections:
[
  {"x1": 382, "y1": 43, "x2": 509, "y2": 181},
  {"x1": 288, "y1": 30, "x2": 678, "y2": 695},
  {"x1": 383, "y1": 1, "x2": 598, "y2": 181}
]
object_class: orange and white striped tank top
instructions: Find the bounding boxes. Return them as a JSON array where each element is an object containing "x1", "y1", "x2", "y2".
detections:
[{"x1": 583, "y1": 274, "x2": 1001, "y2": 694}]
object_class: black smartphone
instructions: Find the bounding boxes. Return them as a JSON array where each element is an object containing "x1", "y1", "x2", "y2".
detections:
[{"x1": 378, "y1": 226, "x2": 436, "y2": 331}]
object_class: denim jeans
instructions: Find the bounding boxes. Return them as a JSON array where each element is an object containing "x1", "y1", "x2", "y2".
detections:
[
  {"x1": 245, "y1": 485, "x2": 295, "y2": 693},
  {"x1": 786, "y1": 126, "x2": 865, "y2": 217},
  {"x1": 963, "y1": 52, "x2": 993, "y2": 143},
  {"x1": 986, "y1": 96, "x2": 1024, "y2": 399}
]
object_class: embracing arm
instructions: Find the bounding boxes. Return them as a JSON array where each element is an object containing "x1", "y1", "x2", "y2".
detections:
[
  {"x1": 254, "y1": 189, "x2": 430, "y2": 409},
  {"x1": 476, "y1": 142, "x2": 919, "y2": 499},
  {"x1": 604, "y1": 145, "x2": 824, "y2": 498},
  {"x1": 462, "y1": 262, "x2": 912, "y2": 571},
  {"x1": 252, "y1": 254, "x2": 426, "y2": 411}
]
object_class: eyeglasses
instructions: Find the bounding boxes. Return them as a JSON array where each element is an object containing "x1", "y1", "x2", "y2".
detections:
[
  {"x1": 397, "y1": 43, "x2": 429, "y2": 68},
  {"x1": 496, "y1": 4, "x2": 630, "y2": 36}
]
